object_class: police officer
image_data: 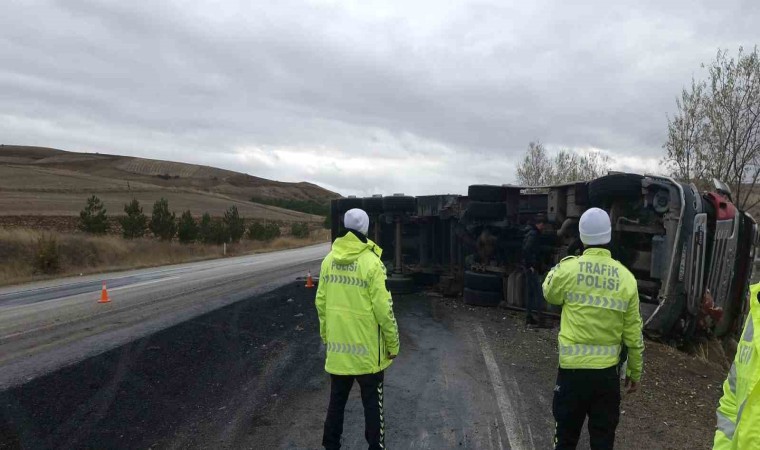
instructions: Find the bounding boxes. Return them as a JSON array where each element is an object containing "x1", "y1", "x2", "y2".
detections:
[
  {"x1": 714, "y1": 283, "x2": 760, "y2": 449},
  {"x1": 524, "y1": 213, "x2": 549, "y2": 327},
  {"x1": 542, "y1": 207, "x2": 644, "y2": 450},
  {"x1": 316, "y1": 208, "x2": 400, "y2": 450}
]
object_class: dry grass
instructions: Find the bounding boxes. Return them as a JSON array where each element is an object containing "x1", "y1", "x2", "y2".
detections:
[{"x1": 0, "y1": 228, "x2": 330, "y2": 287}]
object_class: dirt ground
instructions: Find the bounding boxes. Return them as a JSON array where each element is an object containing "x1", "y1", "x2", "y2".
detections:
[
  {"x1": 443, "y1": 296, "x2": 726, "y2": 450},
  {"x1": 0, "y1": 284, "x2": 727, "y2": 449}
]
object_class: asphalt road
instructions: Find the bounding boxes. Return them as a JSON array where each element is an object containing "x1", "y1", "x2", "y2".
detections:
[
  {"x1": 2, "y1": 243, "x2": 711, "y2": 449},
  {"x1": 0, "y1": 267, "x2": 711, "y2": 449},
  {"x1": 258, "y1": 292, "x2": 543, "y2": 450},
  {"x1": 1, "y1": 282, "x2": 548, "y2": 450},
  {"x1": 0, "y1": 244, "x2": 329, "y2": 390}
]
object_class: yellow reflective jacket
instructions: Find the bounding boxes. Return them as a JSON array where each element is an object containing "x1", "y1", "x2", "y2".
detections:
[
  {"x1": 542, "y1": 248, "x2": 644, "y2": 381},
  {"x1": 315, "y1": 232, "x2": 400, "y2": 375},
  {"x1": 714, "y1": 283, "x2": 760, "y2": 450}
]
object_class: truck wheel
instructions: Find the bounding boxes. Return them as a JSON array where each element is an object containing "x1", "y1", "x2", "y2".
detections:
[
  {"x1": 465, "y1": 201, "x2": 507, "y2": 220},
  {"x1": 588, "y1": 173, "x2": 643, "y2": 207},
  {"x1": 337, "y1": 197, "x2": 363, "y2": 213},
  {"x1": 463, "y1": 288, "x2": 503, "y2": 307},
  {"x1": 382, "y1": 196, "x2": 416, "y2": 213},
  {"x1": 386, "y1": 276, "x2": 415, "y2": 294},
  {"x1": 362, "y1": 196, "x2": 384, "y2": 213},
  {"x1": 468, "y1": 185, "x2": 507, "y2": 202},
  {"x1": 464, "y1": 271, "x2": 503, "y2": 292}
]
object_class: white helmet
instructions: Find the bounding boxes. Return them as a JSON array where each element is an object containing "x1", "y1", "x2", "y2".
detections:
[
  {"x1": 344, "y1": 208, "x2": 370, "y2": 235},
  {"x1": 579, "y1": 208, "x2": 611, "y2": 246}
]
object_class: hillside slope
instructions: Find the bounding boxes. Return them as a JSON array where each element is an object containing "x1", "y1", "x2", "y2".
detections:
[{"x1": 0, "y1": 145, "x2": 339, "y2": 222}]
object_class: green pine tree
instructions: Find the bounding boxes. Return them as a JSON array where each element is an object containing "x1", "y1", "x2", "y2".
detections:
[
  {"x1": 224, "y1": 205, "x2": 245, "y2": 243},
  {"x1": 199, "y1": 212, "x2": 213, "y2": 244},
  {"x1": 78, "y1": 195, "x2": 110, "y2": 234},
  {"x1": 149, "y1": 198, "x2": 177, "y2": 241},
  {"x1": 177, "y1": 210, "x2": 199, "y2": 244},
  {"x1": 119, "y1": 198, "x2": 148, "y2": 239}
]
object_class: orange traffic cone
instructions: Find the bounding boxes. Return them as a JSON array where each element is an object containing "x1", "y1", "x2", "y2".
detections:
[
  {"x1": 99, "y1": 281, "x2": 111, "y2": 303},
  {"x1": 305, "y1": 271, "x2": 315, "y2": 288}
]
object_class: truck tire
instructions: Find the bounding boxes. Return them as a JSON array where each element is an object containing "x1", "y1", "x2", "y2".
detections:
[
  {"x1": 464, "y1": 271, "x2": 503, "y2": 292},
  {"x1": 386, "y1": 276, "x2": 415, "y2": 294},
  {"x1": 337, "y1": 197, "x2": 363, "y2": 213},
  {"x1": 465, "y1": 201, "x2": 507, "y2": 220},
  {"x1": 588, "y1": 174, "x2": 643, "y2": 207},
  {"x1": 463, "y1": 288, "x2": 502, "y2": 307},
  {"x1": 468, "y1": 185, "x2": 507, "y2": 202},
  {"x1": 362, "y1": 197, "x2": 384, "y2": 213},
  {"x1": 382, "y1": 196, "x2": 416, "y2": 213}
]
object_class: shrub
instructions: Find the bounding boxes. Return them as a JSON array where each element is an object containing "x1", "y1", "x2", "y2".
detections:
[
  {"x1": 33, "y1": 234, "x2": 60, "y2": 274},
  {"x1": 177, "y1": 210, "x2": 199, "y2": 244},
  {"x1": 78, "y1": 195, "x2": 110, "y2": 234},
  {"x1": 224, "y1": 205, "x2": 245, "y2": 243},
  {"x1": 291, "y1": 222, "x2": 310, "y2": 239},
  {"x1": 249, "y1": 197, "x2": 330, "y2": 215},
  {"x1": 150, "y1": 198, "x2": 177, "y2": 241},
  {"x1": 119, "y1": 198, "x2": 148, "y2": 239},
  {"x1": 247, "y1": 222, "x2": 281, "y2": 241},
  {"x1": 197, "y1": 213, "x2": 229, "y2": 245}
]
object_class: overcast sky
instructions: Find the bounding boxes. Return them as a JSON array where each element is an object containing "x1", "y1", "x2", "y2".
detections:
[{"x1": 1, "y1": 1, "x2": 758, "y2": 196}]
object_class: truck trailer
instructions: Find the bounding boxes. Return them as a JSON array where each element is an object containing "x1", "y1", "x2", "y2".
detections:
[{"x1": 329, "y1": 173, "x2": 758, "y2": 340}]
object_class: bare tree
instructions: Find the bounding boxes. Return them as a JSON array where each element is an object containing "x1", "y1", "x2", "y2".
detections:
[
  {"x1": 516, "y1": 142, "x2": 554, "y2": 186},
  {"x1": 664, "y1": 78, "x2": 710, "y2": 184},
  {"x1": 665, "y1": 46, "x2": 760, "y2": 210},
  {"x1": 552, "y1": 149, "x2": 611, "y2": 184},
  {"x1": 517, "y1": 142, "x2": 611, "y2": 186}
]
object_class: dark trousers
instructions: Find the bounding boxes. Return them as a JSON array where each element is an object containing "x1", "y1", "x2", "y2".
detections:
[
  {"x1": 323, "y1": 371, "x2": 385, "y2": 450},
  {"x1": 553, "y1": 366, "x2": 620, "y2": 450},
  {"x1": 525, "y1": 269, "x2": 544, "y2": 323}
]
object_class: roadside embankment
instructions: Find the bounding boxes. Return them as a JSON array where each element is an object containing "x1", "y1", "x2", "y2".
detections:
[
  {"x1": 447, "y1": 295, "x2": 727, "y2": 449},
  {"x1": 0, "y1": 228, "x2": 329, "y2": 286}
]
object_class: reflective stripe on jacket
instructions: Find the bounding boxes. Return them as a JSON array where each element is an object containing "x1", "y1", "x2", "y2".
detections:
[
  {"x1": 714, "y1": 283, "x2": 760, "y2": 450},
  {"x1": 315, "y1": 232, "x2": 400, "y2": 375},
  {"x1": 542, "y1": 248, "x2": 644, "y2": 381}
]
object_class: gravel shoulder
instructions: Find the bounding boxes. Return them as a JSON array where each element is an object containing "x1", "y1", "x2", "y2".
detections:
[{"x1": 439, "y1": 295, "x2": 726, "y2": 450}]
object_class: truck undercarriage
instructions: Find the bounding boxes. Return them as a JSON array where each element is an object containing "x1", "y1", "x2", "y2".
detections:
[{"x1": 330, "y1": 173, "x2": 758, "y2": 340}]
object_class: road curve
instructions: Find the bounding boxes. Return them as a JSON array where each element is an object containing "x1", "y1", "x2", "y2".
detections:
[{"x1": 0, "y1": 243, "x2": 329, "y2": 389}]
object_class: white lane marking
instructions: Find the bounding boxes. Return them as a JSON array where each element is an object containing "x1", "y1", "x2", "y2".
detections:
[
  {"x1": 495, "y1": 418, "x2": 504, "y2": 449},
  {"x1": 109, "y1": 276, "x2": 181, "y2": 292},
  {"x1": 475, "y1": 324, "x2": 532, "y2": 450}
]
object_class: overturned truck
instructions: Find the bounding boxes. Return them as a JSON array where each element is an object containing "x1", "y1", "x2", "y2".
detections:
[{"x1": 329, "y1": 173, "x2": 758, "y2": 340}]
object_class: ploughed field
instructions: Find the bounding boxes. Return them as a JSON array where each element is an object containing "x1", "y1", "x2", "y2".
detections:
[{"x1": 0, "y1": 145, "x2": 336, "y2": 222}]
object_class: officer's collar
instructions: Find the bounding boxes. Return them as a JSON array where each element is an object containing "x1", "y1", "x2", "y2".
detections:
[
  {"x1": 582, "y1": 247, "x2": 612, "y2": 258},
  {"x1": 346, "y1": 229, "x2": 368, "y2": 243}
]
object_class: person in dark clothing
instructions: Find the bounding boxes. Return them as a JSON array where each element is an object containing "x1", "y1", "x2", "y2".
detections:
[
  {"x1": 523, "y1": 214, "x2": 548, "y2": 327},
  {"x1": 317, "y1": 208, "x2": 400, "y2": 450}
]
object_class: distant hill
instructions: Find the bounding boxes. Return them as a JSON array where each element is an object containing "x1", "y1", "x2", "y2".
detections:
[{"x1": 0, "y1": 145, "x2": 340, "y2": 223}]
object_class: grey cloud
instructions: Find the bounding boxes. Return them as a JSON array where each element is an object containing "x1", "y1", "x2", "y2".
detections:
[{"x1": 1, "y1": 0, "x2": 759, "y2": 195}]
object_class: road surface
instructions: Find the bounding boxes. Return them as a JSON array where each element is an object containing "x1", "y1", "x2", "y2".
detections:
[
  {"x1": 0, "y1": 244, "x2": 329, "y2": 389},
  {"x1": 0, "y1": 246, "x2": 719, "y2": 449},
  {"x1": 1, "y1": 281, "x2": 552, "y2": 449}
]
